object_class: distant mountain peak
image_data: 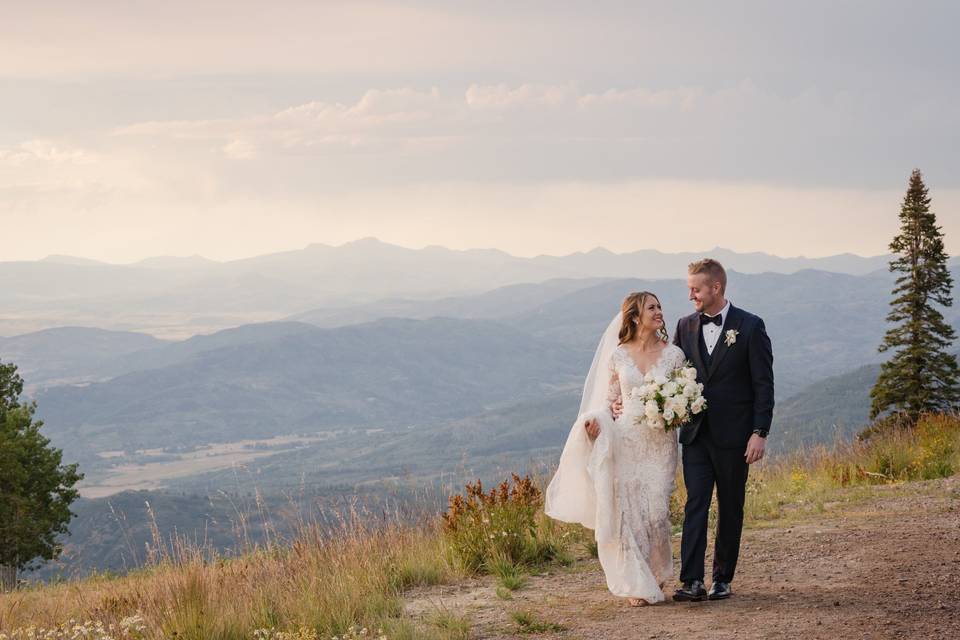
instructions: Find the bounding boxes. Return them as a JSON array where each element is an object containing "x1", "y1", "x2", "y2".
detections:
[
  {"x1": 340, "y1": 236, "x2": 388, "y2": 247},
  {"x1": 586, "y1": 247, "x2": 616, "y2": 256},
  {"x1": 134, "y1": 254, "x2": 218, "y2": 268},
  {"x1": 40, "y1": 254, "x2": 107, "y2": 266}
]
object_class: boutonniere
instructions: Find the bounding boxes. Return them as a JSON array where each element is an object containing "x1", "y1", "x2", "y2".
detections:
[{"x1": 724, "y1": 329, "x2": 739, "y2": 347}]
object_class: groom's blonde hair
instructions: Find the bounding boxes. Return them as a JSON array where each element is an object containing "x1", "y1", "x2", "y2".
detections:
[{"x1": 688, "y1": 258, "x2": 727, "y2": 294}]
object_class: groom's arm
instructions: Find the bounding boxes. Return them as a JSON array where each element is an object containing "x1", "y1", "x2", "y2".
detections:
[
  {"x1": 748, "y1": 317, "x2": 775, "y2": 432},
  {"x1": 672, "y1": 318, "x2": 683, "y2": 348},
  {"x1": 744, "y1": 316, "x2": 774, "y2": 464}
]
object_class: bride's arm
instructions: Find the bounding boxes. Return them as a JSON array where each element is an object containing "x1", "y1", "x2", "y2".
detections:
[
  {"x1": 605, "y1": 357, "x2": 621, "y2": 417},
  {"x1": 672, "y1": 344, "x2": 687, "y2": 369},
  {"x1": 586, "y1": 357, "x2": 619, "y2": 439}
]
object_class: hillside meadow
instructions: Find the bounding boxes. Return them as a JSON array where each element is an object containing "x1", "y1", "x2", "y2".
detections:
[{"x1": 1, "y1": 413, "x2": 958, "y2": 640}]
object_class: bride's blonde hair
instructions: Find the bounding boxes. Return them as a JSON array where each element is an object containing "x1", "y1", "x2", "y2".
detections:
[{"x1": 619, "y1": 291, "x2": 669, "y2": 345}]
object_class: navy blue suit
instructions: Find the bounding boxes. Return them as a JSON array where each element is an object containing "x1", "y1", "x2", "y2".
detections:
[{"x1": 672, "y1": 304, "x2": 774, "y2": 584}]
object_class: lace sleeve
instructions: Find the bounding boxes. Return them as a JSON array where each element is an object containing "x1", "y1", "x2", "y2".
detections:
[
  {"x1": 605, "y1": 352, "x2": 621, "y2": 408},
  {"x1": 671, "y1": 344, "x2": 687, "y2": 371}
]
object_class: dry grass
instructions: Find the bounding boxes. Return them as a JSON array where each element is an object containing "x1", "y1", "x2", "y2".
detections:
[
  {"x1": 0, "y1": 514, "x2": 460, "y2": 639},
  {"x1": 668, "y1": 411, "x2": 960, "y2": 528},
  {"x1": 2, "y1": 414, "x2": 957, "y2": 639}
]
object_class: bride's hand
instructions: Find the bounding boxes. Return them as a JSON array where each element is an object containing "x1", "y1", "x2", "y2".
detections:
[{"x1": 584, "y1": 418, "x2": 601, "y2": 440}]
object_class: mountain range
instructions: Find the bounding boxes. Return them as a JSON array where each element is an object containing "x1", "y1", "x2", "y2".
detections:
[
  {"x1": 5, "y1": 242, "x2": 958, "y2": 581},
  {"x1": 10, "y1": 266, "x2": 953, "y2": 494},
  {"x1": 33, "y1": 318, "x2": 589, "y2": 469},
  {"x1": 4, "y1": 239, "x2": 933, "y2": 339}
]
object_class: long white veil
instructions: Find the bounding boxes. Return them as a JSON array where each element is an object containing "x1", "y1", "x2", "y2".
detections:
[{"x1": 543, "y1": 312, "x2": 622, "y2": 529}]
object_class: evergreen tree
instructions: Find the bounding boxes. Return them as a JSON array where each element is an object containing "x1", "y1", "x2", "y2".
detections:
[
  {"x1": 870, "y1": 169, "x2": 960, "y2": 420},
  {"x1": 0, "y1": 361, "x2": 83, "y2": 590}
]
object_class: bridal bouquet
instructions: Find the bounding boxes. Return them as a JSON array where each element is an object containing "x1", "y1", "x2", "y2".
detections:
[{"x1": 626, "y1": 362, "x2": 706, "y2": 432}]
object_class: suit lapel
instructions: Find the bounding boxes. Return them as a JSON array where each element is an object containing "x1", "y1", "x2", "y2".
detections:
[
  {"x1": 687, "y1": 314, "x2": 708, "y2": 380},
  {"x1": 706, "y1": 304, "x2": 743, "y2": 381}
]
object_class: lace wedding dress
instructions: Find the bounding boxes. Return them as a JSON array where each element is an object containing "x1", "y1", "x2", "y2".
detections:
[{"x1": 546, "y1": 340, "x2": 683, "y2": 603}]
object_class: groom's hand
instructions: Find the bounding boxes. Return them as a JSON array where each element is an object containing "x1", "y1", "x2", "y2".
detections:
[
  {"x1": 745, "y1": 434, "x2": 766, "y2": 464},
  {"x1": 584, "y1": 418, "x2": 601, "y2": 440},
  {"x1": 610, "y1": 398, "x2": 623, "y2": 418}
]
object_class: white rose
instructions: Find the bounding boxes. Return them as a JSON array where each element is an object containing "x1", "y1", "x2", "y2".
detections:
[
  {"x1": 683, "y1": 367, "x2": 698, "y2": 381},
  {"x1": 663, "y1": 407, "x2": 675, "y2": 423},
  {"x1": 623, "y1": 397, "x2": 643, "y2": 415},
  {"x1": 683, "y1": 383, "x2": 697, "y2": 398},
  {"x1": 691, "y1": 397, "x2": 706, "y2": 414},
  {"x1": 654, "y1": 375, "x2": 668, "y2": 386},
  {"x1": 674, "y1": 403, "x2": 688, "y2": 420},
  {"x1": 644, "y1": 372, "x2": 656, "y2": 383},
  {"x1": 662, "y1": 381, "x2": 679, "y2": 397}
]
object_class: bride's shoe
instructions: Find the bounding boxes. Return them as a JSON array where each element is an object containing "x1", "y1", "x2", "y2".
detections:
[{"x1": 627, "y1": 598, "x2": 650, "y2": 607}]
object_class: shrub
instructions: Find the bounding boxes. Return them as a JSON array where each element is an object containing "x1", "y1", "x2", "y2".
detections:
[
  {"x1": 441, "y1": 474, "x2": 546, "y2": 572},
  {"x1": 509, "y1": 611, "x2": 565, "y2": 634}
]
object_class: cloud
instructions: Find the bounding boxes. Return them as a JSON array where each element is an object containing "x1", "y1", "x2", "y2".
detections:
[
  {"x1": 0, "y1": 140, "x2": 96, "y2": 167},
  {"x1": 38, "y1": 76, "x2": 941, "y2": 199},
  {"x1": 465, "y1": 84, "x2": 573, "y2": 109},
  {"x1": 577, "y1": 87, "x2": 703, "y2": 111},
  {"x1": 222, "y1": 139, "x2": 257, "y2": 160},
  {"x1": 4, "y1": 178, "x2": 960, "y2": 263},
  {"x1": 109, "y1": 82, "x2": 728, "y2": 156},
  {"x1": 115, "y1": 87, "x2": 455, "y2": 154}
]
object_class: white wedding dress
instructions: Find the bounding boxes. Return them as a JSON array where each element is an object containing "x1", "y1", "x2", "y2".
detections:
[{"x1": 546, "y1": 321, "x2": 682, "y2": 603}]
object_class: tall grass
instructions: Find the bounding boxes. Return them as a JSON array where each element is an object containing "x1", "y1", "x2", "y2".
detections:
[
  {"x1": 668, "y1": 411, "x2": 960, "y2": 527},
  {"x1": 0, "y1": 510, "x2": 459, "y2": 639},
  {"x1": 2, "y1": 414, "x2": 957, "y2": 639}
]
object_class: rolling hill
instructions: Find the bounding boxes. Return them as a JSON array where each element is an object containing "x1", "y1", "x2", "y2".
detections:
[{"x1": 34, "y1": 317, "x2": 591, "y2": 468}]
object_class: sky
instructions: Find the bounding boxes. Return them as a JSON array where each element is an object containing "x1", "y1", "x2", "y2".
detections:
[{"x1": 1, "y1": 0, "x2": 958, "y2": 262}]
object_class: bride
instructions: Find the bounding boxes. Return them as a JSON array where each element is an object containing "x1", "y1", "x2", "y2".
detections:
[{"x1": 545, "y1": 291, "x2": 685, "y2": 605}]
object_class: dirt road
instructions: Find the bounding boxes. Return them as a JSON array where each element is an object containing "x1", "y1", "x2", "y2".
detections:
[{"x1": 406, "y1": 476, "x2": 960, "y2": 639}]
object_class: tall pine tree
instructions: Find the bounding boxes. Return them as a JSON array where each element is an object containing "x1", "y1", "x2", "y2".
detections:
[{"x1": 870, "y1": 169, "x2": 960, "y2": 420}]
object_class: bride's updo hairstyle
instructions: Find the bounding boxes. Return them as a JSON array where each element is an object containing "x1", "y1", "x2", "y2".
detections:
[{"x1": 619, "y1": 291, "x2": 669, "y2": 345}]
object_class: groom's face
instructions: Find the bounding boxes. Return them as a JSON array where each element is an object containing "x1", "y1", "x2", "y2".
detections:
[{"x1": 687, "y1": 273, "x2": 722, "y2": 313}]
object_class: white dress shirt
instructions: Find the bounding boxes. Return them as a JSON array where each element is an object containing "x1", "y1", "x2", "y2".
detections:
[{"x1": 701, "y1": 300, "x2": 730, "y2": 356}]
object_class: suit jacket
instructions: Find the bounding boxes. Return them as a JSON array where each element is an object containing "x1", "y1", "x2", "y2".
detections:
[{"x1": 672, "y1": 304, "x2": 774, "y2": 448}]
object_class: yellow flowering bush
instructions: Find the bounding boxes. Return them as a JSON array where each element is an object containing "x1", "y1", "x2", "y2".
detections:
[{"x1": 441, "y1": 474, "x2": 562, "y2": 572}]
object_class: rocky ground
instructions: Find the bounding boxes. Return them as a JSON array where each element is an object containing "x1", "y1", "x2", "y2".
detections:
[{"x1": 405, "y1": 476, "x2": 960, "y2": 639}]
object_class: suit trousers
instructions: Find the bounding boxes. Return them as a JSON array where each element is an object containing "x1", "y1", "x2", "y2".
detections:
[{"x1": 679, "y1": 417, "x2": 750, "y2": 584}]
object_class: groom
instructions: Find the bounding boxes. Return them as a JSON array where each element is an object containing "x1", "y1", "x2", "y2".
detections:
[{"x1": 668, "y1": 258, "x2": 774, "y2": 601}]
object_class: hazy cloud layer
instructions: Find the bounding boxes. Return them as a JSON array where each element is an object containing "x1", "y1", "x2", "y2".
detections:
[{"x1": 1, "y1": 1, "x2": 957, "y2": 261}]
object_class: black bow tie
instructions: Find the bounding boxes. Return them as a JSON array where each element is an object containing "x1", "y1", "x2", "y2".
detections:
[{"x1": 700, "y1": 313, "x2": 722, "y2": 326}]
